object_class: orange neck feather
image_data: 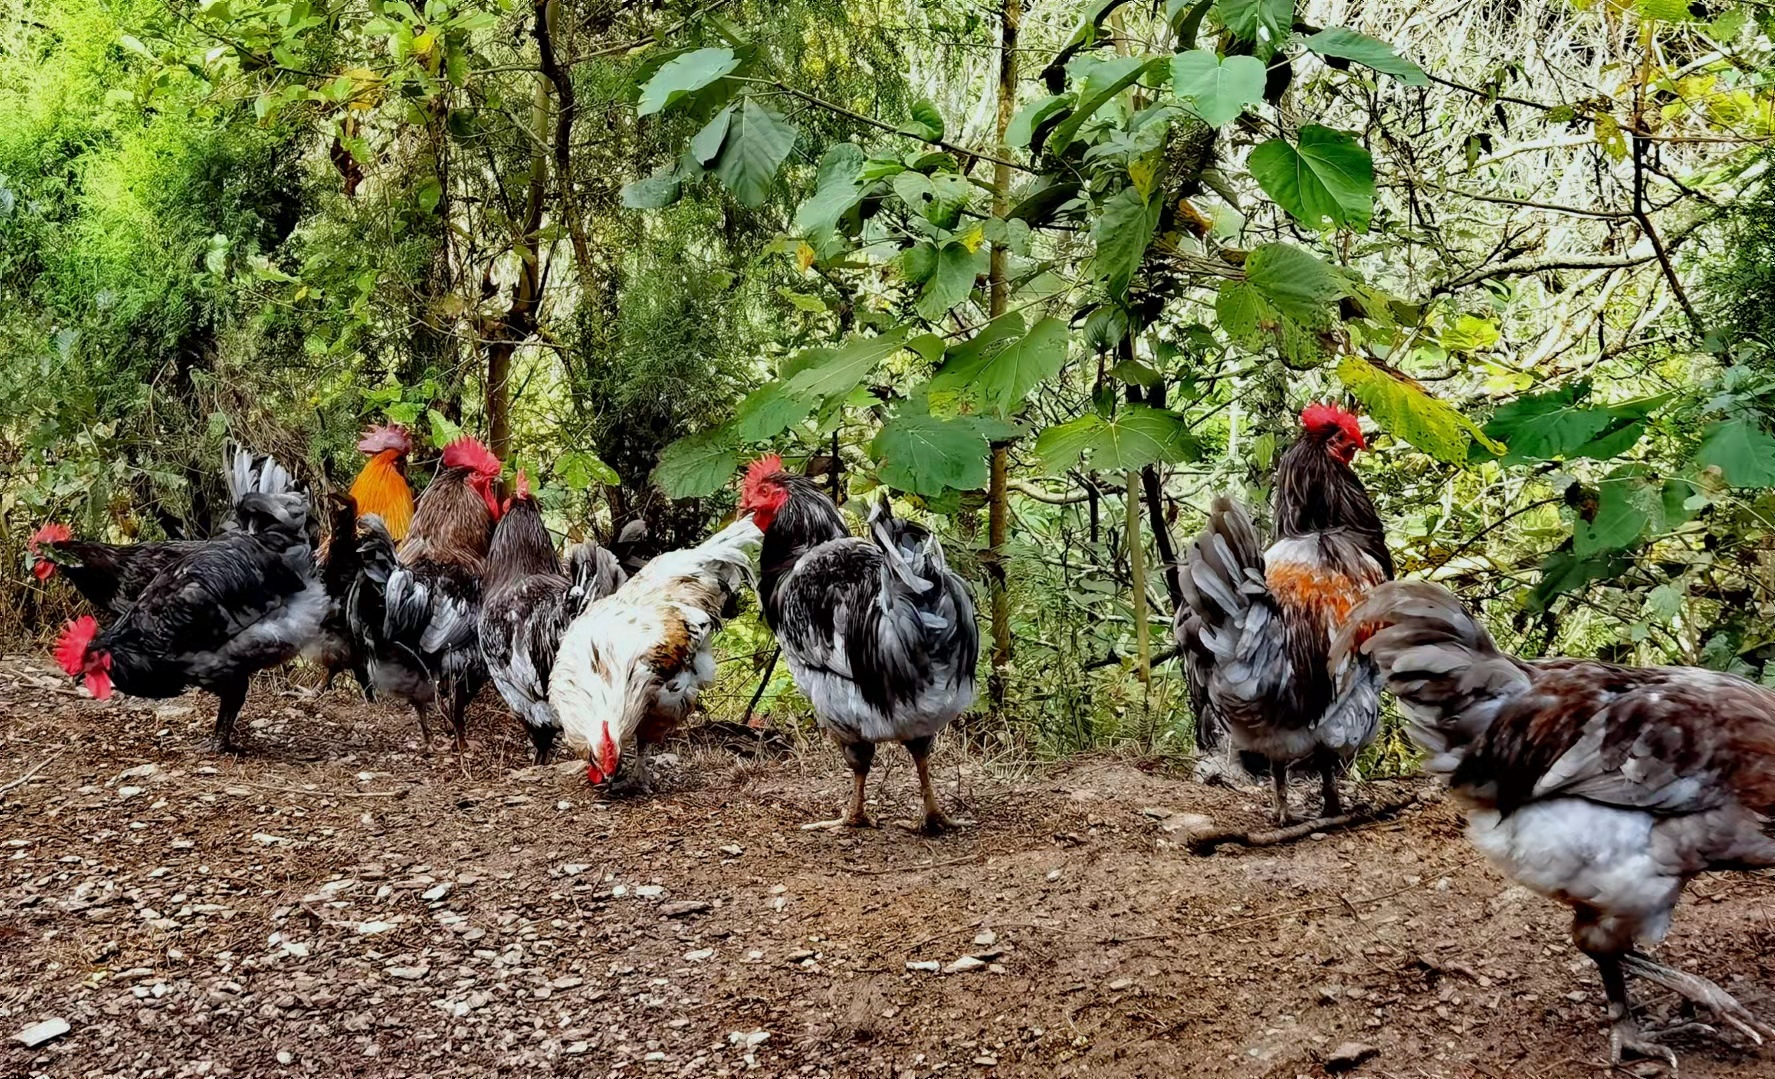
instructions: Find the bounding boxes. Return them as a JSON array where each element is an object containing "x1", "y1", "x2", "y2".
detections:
[{"x1": 350, "y1": 451, "x2": 415, "y2": 542}]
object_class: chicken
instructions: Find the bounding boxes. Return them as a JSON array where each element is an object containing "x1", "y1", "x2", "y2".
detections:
[
  {"x1": 549, "y1": 514, "x2": 761, "y2": 791},
  {"x1": 478, "y1": 470, "x2": 626, "y2": 763},
  {"x1": 310, "y1": 491, "x2": 372, "y2": 695},
  {"x1": 739, "y1": 458, "x2": 978, "y2": 834},
  {"x1": 349, "y1": 436, "x2": 503, "y2": 751},
  {"x1": 349, "y1": 424, "x2": 416, "y2": 543},
  {"x1": 52, "y1": 487, "x2": 326, "y2": 751},
  {"x1": 1176, "y1": 404, "x2": 1394, "y2": 825},
  {"x1": 28, "y1": 447, "x2": 303, "y2": 618},
  {"x1": 1339, "y1": 580, "x2": 1775, "y2": 1070}
]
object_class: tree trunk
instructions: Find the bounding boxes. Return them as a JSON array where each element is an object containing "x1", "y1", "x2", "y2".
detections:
[
  {"x1": 1125, "y1": 471, "x2": 1150, "y2": 682},
  {"x1": 984, "y1": 0, "x2": 1021, "y2": 710}
]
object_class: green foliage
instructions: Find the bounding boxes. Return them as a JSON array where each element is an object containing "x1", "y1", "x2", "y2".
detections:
[
  {"x1": 1248, "y1": 126, "x2": 1377, "y2": 232},
  {"x1": 1301, "y1": 28, "x2": 1429, "y2": 86},
  {"x1": 1170, "y1": 50, "x2": 1266, "y2": 127}
]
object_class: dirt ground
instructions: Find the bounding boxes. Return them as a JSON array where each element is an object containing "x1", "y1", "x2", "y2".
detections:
[{"x1": 1, "y1": 657, "x2": 1772, "y2": 1079}]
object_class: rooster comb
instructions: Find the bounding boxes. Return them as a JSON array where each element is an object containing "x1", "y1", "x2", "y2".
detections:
[
  {"x1": 357, "y1": 424, "x2": 413, "y2": 455},
  {"x1": 442, "y1": 436, "x2": 502, "y2": 477},
  {"x1": 741, "y1": 455, "x2": 786, "y2": 504},
  {"x1": 54, "y1": 615, "x2": 98, "y2": 678},
  {"x1": 1300, "y1": 403, "x2": 1366, "y2": 449},
  {"x1": 29, "y1": 523, "x2": 72, "y2": 553}
]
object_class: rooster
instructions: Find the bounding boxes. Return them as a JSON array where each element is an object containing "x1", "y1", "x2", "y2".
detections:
[
  {"x1": 1176, "y1": 403, "x2": 1393, "y2": 825},
  {"x1": 1339, "y1": 580, "x2": 1775, "y2": 1070},
  {"x1": 348, "y1": 424, "x2": 416, "y2": 543},
  {"x1": 549, "y1": 514, "x2": 761, "y2": 791},
  {"x1": 28, "y1": 447, "x2": 302, "y2": 618},
  {"x1": 349, "y1": 436, "x2": 502, "y2": 751},
  {"x1": 478, "y1": 470, "x2": 626, "y2": 763},
  {"x1": 52, "y1": 487, "x2": 327, "y2": 751},
  {"x1": 739, "y1": 459, "x2": 978, "y2": 834},
  {"x1": 309, "y1": 491, "x2": 371, "y2": 695}
]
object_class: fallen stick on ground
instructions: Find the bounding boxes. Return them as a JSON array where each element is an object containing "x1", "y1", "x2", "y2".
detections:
[
  {"x1": 210, "y1": 781, "x2": 408, "y2": 799},
  {"x1": 0, "y1": 752, "x2": 62, "y2": 798},
  {"x1": 1185, "y1": 792, "x2": 1422, "y2": 855}
]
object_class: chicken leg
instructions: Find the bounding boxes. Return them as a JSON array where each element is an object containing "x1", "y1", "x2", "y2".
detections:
[
  {"x1": 212, "y1": 679, "x2": 249, "y2": 753},
  {"x1": 413, "y1": 702, "x2": 434, "y2": 752},
  {"x1": 803, "y1": 741, "x2": 876, "y2": 830},
  {"x1": 1315, "y1": 748, "x2": 1344, "y2": 818},
  {"x1": 900, "y1": 735, "x2": 972, "y2": 835},
  {"x1": 529, "y1": 724, "x2": 559, "y2": 765},
  {"x1": 1270, "y1": 765, "x2": 1293, "y2": 827}
]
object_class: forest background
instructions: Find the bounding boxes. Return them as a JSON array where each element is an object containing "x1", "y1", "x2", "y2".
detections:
[{"x1": 3, "y1": 0, "x2": 1773, "y2": 765}]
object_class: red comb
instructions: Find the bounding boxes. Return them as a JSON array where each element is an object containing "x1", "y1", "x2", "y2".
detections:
[
  {"x1": 744, "y1": 454, "x2": 784, "y2": 488},
  {"x1": 357, "y1": 424, "x2": 413, "y2": 455},
  {"x1": 28, "y1": 523, "x2": 72, "y2": 554},
  {"x1": 442, "y1": 436, "x2": 501, "y2": 477},
  {"x1": 1301, "y1": 403, "x2": 1366, "y2": 449},
  {"x1": 54, "y1": 615, "x2": 98, "y2": 678}
]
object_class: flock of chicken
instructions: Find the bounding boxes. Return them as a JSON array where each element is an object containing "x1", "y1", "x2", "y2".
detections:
[{"x1": 25, "y1": 405, "x2": 1775, "y2": 1070}]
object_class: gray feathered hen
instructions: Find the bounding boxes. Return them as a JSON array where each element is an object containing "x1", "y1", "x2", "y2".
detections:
[
  {"x1": 1338, "y1": 580, "x2": 1775, "y2": 1071},
  {"x1": 741, "y1": 457, "x2": 978, "y2": 834},
  {"x1": 478, "y1": 471, "x2": 626, "y2": 763}
]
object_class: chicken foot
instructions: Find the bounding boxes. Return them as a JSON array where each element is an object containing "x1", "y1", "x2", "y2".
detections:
[
  {"x1": 898, "y1": 736, "x2": 972, "y2": 836},
  {"x1": 412, "y1": 703, "x2": 434, "y2": 753},
  {"x1": 802, "y1": 742, "x2": 876, "y2": 830},
  {"x1": 211, "y1": 680, "x2": 249, "y2": 754},
  {"x1": 1623, "y1": 952, "x2": 1775, "y2": 1046}
]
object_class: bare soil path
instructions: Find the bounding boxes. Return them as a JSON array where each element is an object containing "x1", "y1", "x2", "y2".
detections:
[{"x1": 0, "y1": 658, "x2": 1770, "y2": 1079}]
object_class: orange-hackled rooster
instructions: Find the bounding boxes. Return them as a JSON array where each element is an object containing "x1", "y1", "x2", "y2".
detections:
[
  {"x1": 348, "y1": 424, "x2": 416, "y2": 543},
  {"x1": 1175, "y1": 403, "x2": 1394, "y2": 825}
]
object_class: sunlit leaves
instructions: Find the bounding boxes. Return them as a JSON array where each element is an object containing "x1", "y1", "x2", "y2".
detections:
[
  {"x1": 1697, "y1": 418, "x2": 1775, "y2": 486},
  {"x1": 930, "y1": 315, "x2": 1071, "y2": 415},
  {"x1": 1301, "y1": 28, "x2": 1429, "y2": 86},
  {"x1": 900, "y1": 99, "x2": 945, "y2": 142},
  {"x1": 1034, "y1": 405, "x2": 1198, "y2": 473},
  {"x1": 1217, "y1": 0, "x2": 1292, "y2": 45},
  {"x1": 1007, "y1": 94, "x2": 1071, "y2": 149},
  {"x1": 795, "y1": 143, "x2": 867, "y2": 238},
  {"x1": 1337, "y1": 356, "x2": 1502, "y2": 464},
  {"x1": 637, "y1": 48, "x2": 740, "y2": 116},
  {"x1": 556, "y1": 450, "x2": 620, "y2": 491},
  {"x1": 1092, "y1": 187, "x2": 1161, "y2": 297},
  {"x1": 915, "y1": 242, "x2": 983, "y2": 320},
  {"x1": 1248, "y1": 126, "x2": 1376, "y2": 231},
  {"x1": 1170, "y1": 50, "x2": 1265, "y2": 127},
  {"x1": 782, "y1": 327, "x2": 913, "y2": 401},
  {"x1": 1572, "y1": 477, "x2": 1650, "y2": 557},
  {"x1": 1244, "y1": 243, "x2": 1344, "y2": 326},
  {"x1": 1047, "y1": 56, "x2": 1157, "y2": 152}
]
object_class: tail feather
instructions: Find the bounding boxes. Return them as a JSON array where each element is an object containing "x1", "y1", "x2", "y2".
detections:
[
  {"x1": 564, "y1": 542, "x2": 626, "y2": 617},
  {"x1": 1336, "y1": 580, "x2": 1532, "y2": 774}
]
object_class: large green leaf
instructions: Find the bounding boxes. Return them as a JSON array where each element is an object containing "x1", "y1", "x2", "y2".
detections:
[
  {"x1": 1698, "y1": 418, "x2": 1775, "y2": 487},
  {"x1": 709, "y1": 98, "x2": 798, "y2": 208},
  {"x1": 900, "y1": 98, "x2": 945, "y2": 142},
  {"x1": 1248, "y1": 125, "x2": 1376, "y2": 232},
  {"x1": 1215, "y1": 279, "x2": 1274, "y2": 347},
  {"x1": 637, "y1": 48, "x2": 740, "y2": 116},
  {"x1": 732, "y1": 382, "x2": 815, "y2": 441},
  {"x1": 621, "y1": 165, "x2": 682, "y2": 210},
  {"x1": 930, "y1": 315, "x2": 1070, "y2": 415},
  {"x1": 871, "y1": 413, "x2": 991, "y2": 495},
  {"x1": 795, "y1": 143, "x2": 867, "y2": 238},
  {"x1": 1092, "y1": 187, "x2": 1161, "y2": 297},
  {"x1": 915, "y1": 242, "x2": 982, "y2": 321},
  {"x1": 782, "y1": 327, "x2": 913, "y2": 400},
  {"x1": 653, "y1": 429, "x2": 740, "y2": 498},
  {"x1": 1034, "y1": 405, "x2": 1198, "y2": 474},
  {"x1": 1482, "y1": 383, "x2": 1668, "y2": 462},
  {"x1": 1572, "y1": 478, "x2": 1650, "y2": 557},
  {"x1": 1301, "y1": 28, "x2": 1429, "y2": 86},
  {"x1": 1217, "y1": 0, "x2": 1293, "y2": 43},
  {"x1": 1337, "y1": 356, "x2": 1503, "y2": 465},
  {"x1": 555, "y1": 450, "x2": 620, "y2": 491},
  {"x1": 1170, "y1": 50, "x2": 1266, "y2": 127},
  {"x1": 1007, "y1": 94, "x2": 1072, "y2": 149},
  {"x1": 1244, "y1": 243, "x2": 1344, "y2": 327},
  {"x1": 1047, "y1": 56, "x2": 1155, "y2": 153}
]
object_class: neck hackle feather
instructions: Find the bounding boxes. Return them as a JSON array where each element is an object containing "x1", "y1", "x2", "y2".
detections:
[{"x1": 350, "y1": 454, "x2": 415, "y2": 543}]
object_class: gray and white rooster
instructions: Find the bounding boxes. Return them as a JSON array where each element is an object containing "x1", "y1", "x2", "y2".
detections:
[
  {"x1": 740, "y1": 456, "x2": 978, "y2": 834},
  {"x1": 477, "y1": 471, "x2": 626, "y2": 763}
]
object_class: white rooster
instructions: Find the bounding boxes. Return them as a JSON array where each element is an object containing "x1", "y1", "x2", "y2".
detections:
[{"x1": 549, "y1": 515, "x2": 762, "y2": 789}]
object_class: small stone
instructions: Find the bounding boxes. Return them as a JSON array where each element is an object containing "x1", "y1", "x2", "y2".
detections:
[
  {"x1": 943, "y1": 956, "x2": 987, "y2": 974},
  {"x1": 1326, "y1": 1042, "x2": 1379, "y2": 1071},
  {"x1": 276, "y1": 1051, "x2": 293, "y2": 1065},
  {"x1": 1140, "y1": 806, "x2": 1173, "y2": 820},
  {"x1": 118, "y1": 763, "x2": 160, "y2": 781},
  {"x1": 355, "y1": 921, "x2": 398, "y2": 935},
  {"x1": 564, "y1": 1041, "x2": 590, "y2": 1056},
  {"x1": 660, "y1": 900, "x2": 709, "y2": 918},
  {"x1": 684, "y1": 948, "x2": 714, "y2": 961},
  {"x1": 728, "y1": 1030, "x2": 769, "y2": 1050},
  {"x1": 561, "y1": 864, "x2": 589, "y2": 876},
  {"x1": 551, "y1": 976, "x2": 583, "y2": 989},
  {"x1": 1107, "y1": 977, "x2": 1133, "y2": 991},
  {"x1": 1044, "y1": 869, "x2": 1061, "y2": 882},
  {"x1": 906, "y1": 961, "x2": 941, "y2": 973},
  {"x1": 421, "y1": 883, "x2": 453, "y2": 902},
  {"x1": 117, "y1": 786, "x2": 145, "y2": 800},
  {"x1": 786, "y1": 950, "x2": 816, "y2": 963},
  {"x1": 973, "y1": 930, "x2": 997, "y2": 947},
  {"x1": 386, "y1": 966, "x2": 428, "y2": 981},
  {"x1": 719, "y1": 845, "x2": 743, "y2": 857},
  {"x1": 634, "y1": 884, "x2": 665, "y2": 898},
  {"x1": 974, "y1": 1055, "x2": 998, "y2": 1067},
  {"x1": 15, "y1": 1018, "x2": 70, "y2": 1047}
]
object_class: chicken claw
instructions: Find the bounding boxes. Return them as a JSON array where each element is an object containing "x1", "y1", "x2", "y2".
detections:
[
  {"x1": 1623, "y1": 954, "x2": 1775, "y2": 1046},
  {"x1": 1609, "y1": 1019, "x2": 1681, "y2": 1076},
  {"x1": 897, "y1": 811, "x2": 974, "y2": 836},
  {"x1": 801, "y1": 812, "x2": 876, "y2": 831}
]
